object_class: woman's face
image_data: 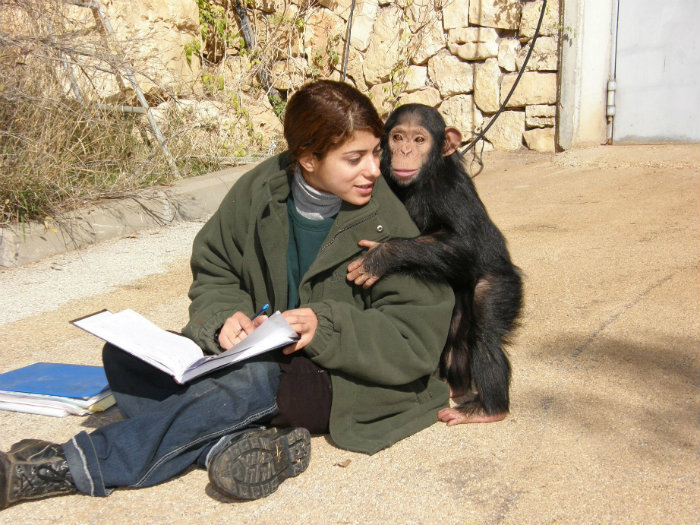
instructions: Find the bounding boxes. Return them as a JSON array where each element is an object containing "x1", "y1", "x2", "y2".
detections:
[{"x1": 299, "y1": 130, "x2": 381, "y2": 206}]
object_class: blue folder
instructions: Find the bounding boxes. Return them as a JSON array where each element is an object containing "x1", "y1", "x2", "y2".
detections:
[{"x1": 0, "y1": 362, "x2": 109, "y2": 400}]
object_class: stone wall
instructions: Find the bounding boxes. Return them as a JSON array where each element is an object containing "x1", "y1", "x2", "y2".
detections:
[
  {"x1": 407, "y1": 0, "x2": 556, "y2": 151},
  {"x1": 98, "y1": 0, "x2": 562, "y2": 152},
  {"x1": 255, "y1": 0, "x2": 561, "y2": 152}
]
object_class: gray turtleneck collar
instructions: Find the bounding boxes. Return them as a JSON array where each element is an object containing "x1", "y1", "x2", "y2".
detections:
[{"x1": 291, "y1": 165, "x2": 342, "y2": 220}]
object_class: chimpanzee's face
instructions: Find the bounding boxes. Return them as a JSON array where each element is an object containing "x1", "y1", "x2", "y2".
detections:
[{"x1": 386, "y1": 118, "x2": 434, "y2": 186}]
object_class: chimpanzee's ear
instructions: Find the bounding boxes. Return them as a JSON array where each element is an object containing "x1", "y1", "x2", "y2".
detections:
[{"x1": 442, "y1": 127, "x2": 463, "y2": 157}]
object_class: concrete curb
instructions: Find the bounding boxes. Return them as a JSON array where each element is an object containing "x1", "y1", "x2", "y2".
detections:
[{"x1": 0, "y1": 164, "x2": 256, "y2": 268}]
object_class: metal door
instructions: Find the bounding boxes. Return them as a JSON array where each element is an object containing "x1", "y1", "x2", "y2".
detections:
[{"x1": 612, "y1": 0, "x2": 699, "y2": 142}]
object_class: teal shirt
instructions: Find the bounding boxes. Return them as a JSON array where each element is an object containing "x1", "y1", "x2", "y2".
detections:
[{"x1": 286, "y1": 197, "x2": 334, "y2": 309}]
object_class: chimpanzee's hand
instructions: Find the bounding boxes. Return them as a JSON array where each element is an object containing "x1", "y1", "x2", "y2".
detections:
[{"x1": 347, "y1": 240, "x2": 382, "y2": 288}]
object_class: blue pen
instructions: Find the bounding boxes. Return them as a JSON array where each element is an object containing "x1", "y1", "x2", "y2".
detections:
[{"x1": 250, "y1": 304, "x2": 270, "y2": 320}]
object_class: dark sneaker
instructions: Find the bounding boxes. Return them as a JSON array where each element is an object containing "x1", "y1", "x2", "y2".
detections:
[
  {"x1": 0, "y1": 439, "x2": 77, "y2": 509},
  {"x1": 208, "y1": 427, "x2": 311, "y2": 500}
]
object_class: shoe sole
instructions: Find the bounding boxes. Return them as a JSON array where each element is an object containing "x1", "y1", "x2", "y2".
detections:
[
  {"x1": 0, "y1": 452, "x2": 10, "y2": 509},
  {"x1": 208, "y1": 427, "x2": 311, "y2": 500}
]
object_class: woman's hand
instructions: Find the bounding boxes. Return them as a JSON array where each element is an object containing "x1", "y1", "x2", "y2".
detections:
[
  {"x1": 281, "y1": 308, "x2": 318, "y2": 355},
  {"x1": 346, "y1": 239, "x2": 381, "y2": 288},
  {"x1": 218, "y1": 311, "x2": 268, "y2": 350}
]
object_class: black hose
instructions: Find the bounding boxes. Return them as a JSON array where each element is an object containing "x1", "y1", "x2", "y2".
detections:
[
  {"x1": 461, "y1": 0, "x2": 548, "y2": 154},
  {"x1": 342, "y1": 0, "x2": 357, "y2": 82}
]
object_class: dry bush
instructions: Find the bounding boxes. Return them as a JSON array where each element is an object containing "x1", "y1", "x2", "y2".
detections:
[
  {"x1": 0, "y1": 91, "x2": 157, "y2": 225},
  {"x1": 0, "y1": 0, "x2": 358, "y2": 226},
  {"x1": 0, "y1": 0, "x2": 222, "y2": 225}
]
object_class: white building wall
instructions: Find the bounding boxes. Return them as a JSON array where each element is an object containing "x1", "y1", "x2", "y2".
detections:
[
  {"x1": 558, "y1": 0, "x2": 700, "y2": 148},
  {"x1": 558, "y1": 0, "x2": 614, "y2": 149}
]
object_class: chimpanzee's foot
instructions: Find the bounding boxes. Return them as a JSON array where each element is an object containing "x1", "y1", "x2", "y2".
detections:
[{"x1": 438, "y1": 407, "x2": 507, "y2": 426}]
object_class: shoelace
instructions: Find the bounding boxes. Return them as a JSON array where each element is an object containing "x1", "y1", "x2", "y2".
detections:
[{"x1": 36, "y1": 464, "x2": 70, "y2": 483}]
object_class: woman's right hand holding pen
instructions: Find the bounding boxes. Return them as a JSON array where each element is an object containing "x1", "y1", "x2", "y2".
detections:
[{"x1": 218, "y1": 308, "x2": 269, "y2": 350}]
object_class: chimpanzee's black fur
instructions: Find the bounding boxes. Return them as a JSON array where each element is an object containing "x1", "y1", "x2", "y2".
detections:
[{"x1": 361, "y1": 104, "x2": 523, "y2": 417}]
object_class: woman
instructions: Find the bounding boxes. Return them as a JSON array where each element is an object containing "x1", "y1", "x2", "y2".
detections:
[{"x1": 0, "y1": 80, "x2": 454, "y2": 508}]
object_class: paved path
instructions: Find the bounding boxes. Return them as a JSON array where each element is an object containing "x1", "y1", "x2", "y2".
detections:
[{"x1": 0, "y1": 144, "x2": 698, "y2": 524}]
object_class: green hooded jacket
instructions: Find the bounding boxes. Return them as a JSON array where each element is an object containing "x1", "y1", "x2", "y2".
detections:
[{"x1": 182, "y1": 153, "x2": 454, "y2": 454}]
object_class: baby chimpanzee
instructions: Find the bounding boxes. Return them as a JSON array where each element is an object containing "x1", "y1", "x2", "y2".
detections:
[{"x1": 348, "y1": 104, "x2": 523, "y2": 425}]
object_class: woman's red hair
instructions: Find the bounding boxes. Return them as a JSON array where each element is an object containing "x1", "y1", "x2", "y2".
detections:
[{"x1": 283, "y1": 80, "x2": 384, "y2": 161}]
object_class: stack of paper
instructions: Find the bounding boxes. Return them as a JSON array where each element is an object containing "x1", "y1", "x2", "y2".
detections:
[
  {"x1": 0, "y1": 362, "x2": 114, "y2": 417},
  {"x1": 72, "y1": 309, "x2": 299, "y2": 384}
]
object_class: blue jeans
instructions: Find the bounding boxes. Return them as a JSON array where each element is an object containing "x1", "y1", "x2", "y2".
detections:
[{"x1": 62, "y1": 343, "x2": 281, "y2": 497}]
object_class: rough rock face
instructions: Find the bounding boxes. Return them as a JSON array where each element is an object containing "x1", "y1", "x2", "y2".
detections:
[
  {"x1": 111, "y1": 0, "x2": 202, "y2": 88},
  {"x1": 77, "y1": 0, "x2": 202, "y2": 101}
]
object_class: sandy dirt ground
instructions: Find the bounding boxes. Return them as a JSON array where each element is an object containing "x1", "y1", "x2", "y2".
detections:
[{"x1": 0, "y1": 144, "x2": 698, "y2": 524}]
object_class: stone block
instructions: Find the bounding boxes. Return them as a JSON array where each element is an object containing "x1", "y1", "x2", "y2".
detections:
[
  {"x1": 428, "y1": 51, "x2": 474, "y2": 96},
  {"x1": 406, "y1": 0, "x2": 437, "y2": 31},
  {"x1": 95, "y1": 0, "x2": 201, "y2": 98},
  {"x1": 350, "y1": 0, "x2": 379, "y2": 51},
  {"x1": 526, "y1": 116, "x2": 556, "y2": 128},
  {"x1": 369, "y1": 82, "x2": 394, "y2": 118},
  {"x1": 517, "y1": 36, "x2": 558, "y2": 71},
  {"x1": 448, "y1": 41, "x2": 499, "y2": 60},
  {"x1": 448, "y1": 27, "x2": 499, "y2": 44},
  {"x1": 263, "y1": 5, "x2": 302, "y2": 57},
  {"x1": 409, "y1": 16, "x2": 446, "y2": 64},
  {"x1": 404, "y1": 65, "x2": 429, "y2": 91},
  {"x1": 304, "y1": 7, "x2": 346, "y2": 68},
  {"x1": 520, "y1": 0, "x2": 561, "y2": 39},
  {"x1": 398, "y1": 86, "x2": 442, "y2": 107},
  {"x1": 501, "y1": 72, "x2": 557, "y2": 107},
  {"x1": 257, "y1": 0, "x2": 290, "y2": 13},
  {"x1": 484, "y1": 110, "x2": 525, "y2": 150},
  {"x1": 526, "y1": 104, "x2": 556, "y2": 127},
  {"x1": 363, "y1": 5, "x2": 408, "y2": 84},
  {"x1": 498, "y1": 38, "x2": 520, "y2": 72},
  {"x1": 526, "y1": 104, "x2": 556, "y2": 117},
  {"x1": 442, "y1": 0, "x2": 470, "y2": 30},
  {"x1": 316, "y1": 0, "x2": 355, "y2": 20},
  {"x1": 524, "y1": 127, "x2": 556, "y2": 151},
  {"x1": 342, "y1": 47, "x2": 369, "y2": 92},
  {"x1": 222, "y1": 56, "x2": 251, "y2": 87},
  {"x1": 447, "y1": 27, "x2": 499, "y2": 60},
  {"x1": 469, "y1": 0, "x2": 521, "y2": 30},
  {"x1": 271, "y1": 58, "x2": 308, "y2": 90},
  {"x1": 439, "y1": 94, "x2": 484, "y2": 137},
  {"x1": 474, "y1": 57, "x2": 501, "y2": 113}
]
